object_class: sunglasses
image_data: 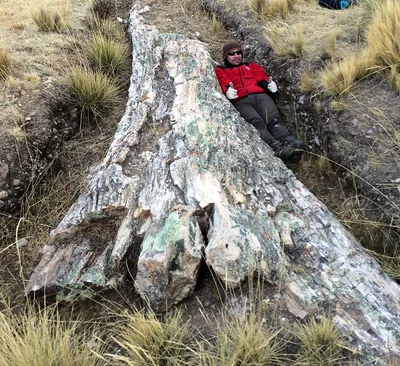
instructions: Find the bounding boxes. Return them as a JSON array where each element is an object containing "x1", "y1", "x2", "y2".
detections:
[{"x1": 227, "y1": 50, "x2": 243, "y2": 56}]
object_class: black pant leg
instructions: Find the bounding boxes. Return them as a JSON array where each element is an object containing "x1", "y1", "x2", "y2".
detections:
[
  {"x1": 254, "y1": 93, "x2": 292, "y2": 143},
  {"x1": 234, "y1": 96, "x2": 277, "y2": 147}
]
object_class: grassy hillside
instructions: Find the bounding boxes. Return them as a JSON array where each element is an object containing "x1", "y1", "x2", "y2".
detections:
[{"x1": 0, "y1": 0, "x2": 399, "y2": 364}]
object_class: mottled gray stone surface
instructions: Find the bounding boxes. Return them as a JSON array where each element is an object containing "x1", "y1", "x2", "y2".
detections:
[{"x1": 27, "y1": 7, "x2": 400, "y2": 360}]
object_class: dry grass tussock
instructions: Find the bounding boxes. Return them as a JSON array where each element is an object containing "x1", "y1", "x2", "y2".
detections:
[
  {"x1": 0, "y1": 47, "x2": 12, "y2": 79},
  {"x1": 87, "y1": 34, "x2": 129, "y2": 76},
  {"x1": 0, "y1": 301, "x2": 103, "y2": 366},
  {"x1": 198, "y1": 313, "x2": 287, "y2": 365},
  {"x1": 66, "y1": 67, "x2": 121, "y2": 119},
  {"x1": 295, "y1": 317, "x2": 347, "y2": 366},
  {"x1": 87, "y1": 15, "x2": 126, "y2": 41},
  {"x1": 260, "y1": 0, "x2": 399, "y2": 95},
  {"x1": 261, "y1": 0, "x2": 366, "y2": 62},
  {"x1": 249, "y1": 0, "x2": 297, "y2": 19},
  {"x1": 107, "y1": 309, "x2": 197, "y2": 365},
  {"x1": 366, "y1": 0, "x2": 400, "y2": 67},
  {"x1": 388, "y1": 65, "x2": 400, "y2": 92},
  {"x1": 32, "y1": 8, "x2": 65, "y2": 32},
  {"x1": 0, "y1": 289, "x2": 354, "y2": 366}
]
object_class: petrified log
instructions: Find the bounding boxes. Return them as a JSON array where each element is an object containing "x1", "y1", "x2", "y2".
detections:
[{"x1": 27, "y1": 8, "x2": 400, "y2": 359}]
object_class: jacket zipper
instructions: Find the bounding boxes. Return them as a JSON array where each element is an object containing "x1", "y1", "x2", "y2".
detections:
[{"x1": 238, "y1": 66, "x2": 249, "y2": 96}]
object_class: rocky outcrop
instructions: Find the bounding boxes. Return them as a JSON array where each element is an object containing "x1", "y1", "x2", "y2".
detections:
[{"x1": 27, "y1": 7, "x2": 400, "y2": 360}]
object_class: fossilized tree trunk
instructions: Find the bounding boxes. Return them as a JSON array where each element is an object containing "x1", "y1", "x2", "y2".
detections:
[{"x1": 27, "y1": 7, "x2": 400, "y2": 360}]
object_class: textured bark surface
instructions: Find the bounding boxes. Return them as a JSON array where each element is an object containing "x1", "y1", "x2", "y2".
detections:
[{"x1": 27, "y1": 7, "x2": 400, "y2": 359}]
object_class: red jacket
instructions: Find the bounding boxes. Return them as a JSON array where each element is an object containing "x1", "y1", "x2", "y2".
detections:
[{"x1": 215, "y1": 62, "x2": 270, "y2": 103}]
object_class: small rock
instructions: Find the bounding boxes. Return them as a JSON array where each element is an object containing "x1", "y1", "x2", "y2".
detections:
[
  {"x1": 298, "y1": 95, "x2": 306, "y2": 105},
  {"x1": 137, "y1": 5, "x2": 150, "y2": 13},
  {"x1": 0, "y1": 161, "x2": 9, "y2": 180},
  {"x1": 351, "y1": 118, "x2": 358, "y2": 126},
  {"x1": 17, "y1": 238, "x2": 29, "y2": 248},
  {"x1": 203, "y1": 299, "x2": 211, "y2": 307},
  {"x1": 0, "y1": 190, "x2": 8, "y2": 200},
  {"x1": 42, "y1": 77, "x2": 54, "y2": 85},
  {"x1": 364, "y1": 129, "x2": 373, "y2": 135},
  {"x1": 0, "y1": 200, "x2": 5, "y2": 208},
  {"x1": 13, "y1": 179, "x2": 21, "y2": 186},
  {"x1": 266, "y1": 204, "x2": 276, "y2": 217}
]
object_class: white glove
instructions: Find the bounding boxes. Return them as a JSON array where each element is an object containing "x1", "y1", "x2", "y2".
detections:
[
  {"x1": 267, "y1": 80, "x2": 278, "y2": 93},
  {"x1": 225, "y1": 82, "x2": 238, "y2": 100}
]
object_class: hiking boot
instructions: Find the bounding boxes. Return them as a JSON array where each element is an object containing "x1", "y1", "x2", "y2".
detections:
[
  {"x1": 273, "y1": 144, "x2": 295, "y2": 164},
  {"x1": 284, "y1": 138, "x2": 307, "y2": 164}
]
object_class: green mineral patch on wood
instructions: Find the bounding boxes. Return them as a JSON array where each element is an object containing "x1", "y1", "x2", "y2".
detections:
[{"x1": 142, "y1": 212, "x2": 184, "y2": 253}]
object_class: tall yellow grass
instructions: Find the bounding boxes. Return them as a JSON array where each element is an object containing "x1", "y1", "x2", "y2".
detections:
[
  {"x1": 320, "y1": 56, "x2": 358, "y2": 96},
  {"x1": 366, "y1": 0, "x2": 400, "y2": 66},
  {"x1": 0, "y1": 304, "x2": 101, "y2": 366},
  {"x1": 249, "y1": 0, "x2": 297, "y2": 19},
  {"x1": 0, "y1": 47, "x2": 12, "y2": 79}
]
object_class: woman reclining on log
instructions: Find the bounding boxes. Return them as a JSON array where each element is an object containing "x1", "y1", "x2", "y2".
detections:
[{"x1": 215, "y1": 40, "x2": 306, "y2": 165}]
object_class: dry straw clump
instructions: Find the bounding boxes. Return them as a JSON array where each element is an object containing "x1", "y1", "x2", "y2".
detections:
[
  {"x1": 0, "y1": 46, "x2": 12, "y2": 79},
  {"x1": 388, "y1": 65, "x2": 400, "y2": 92},
  {"x1": 32, "y1": 8, "x2": 64, "y2": 32},
  {"x1": 300, "y1": 70, "x2": 316, "y2": 92},
  {"x1": 296, "y1": 317, "x2": 346, "y2": 366},
  {"x1": 366, "y1": 0, "x2": 400, "y2": 67},
  {"x1": 211, "y1": 14, "x2": 225, "y2": 36},
  {"x1": 320, "y1": 49, "x2": 378, "y2": 95},
  {"x1": 261, "y1": 0, "x2": 366, "y2": 62},
  {"x1": 250, "y1": 0, "x2": 297, "y2": 19},
  {"x1": 319, "y1": 55, "x2": 358, "y2": 96},
  {"x1": 108, "y1": 310, "x2": 196, "y2": 365},
  {"x1": 319, "y1": 0, "x2": 399, "y2": 95},
  {"x1": 199, "y1": 314, "x2": 286, "y2": 365},
  {"x1": 0, "y1": 304, "x2": 101, "y2": 366}
]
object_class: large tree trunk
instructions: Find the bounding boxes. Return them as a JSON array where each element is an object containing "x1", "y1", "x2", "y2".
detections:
[{"x1": 27, "y1": 8, "x2": 400, "y2": 360}]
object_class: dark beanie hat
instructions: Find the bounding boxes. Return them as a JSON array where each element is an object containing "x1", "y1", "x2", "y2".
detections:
[{"x1": 222, "y1": 40, "x2": 242, "y2": 59}]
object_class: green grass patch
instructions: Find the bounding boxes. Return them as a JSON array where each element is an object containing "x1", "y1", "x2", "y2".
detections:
[
  {"x1": 87, "y1": 15, "x2": 125, "y2": 41},
  {"x1": 65, "y1": 67, "x2": 120, "y2": 119},
  {"x1": 87, "y1": 35, "x2": 129, "y2": 77}
]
